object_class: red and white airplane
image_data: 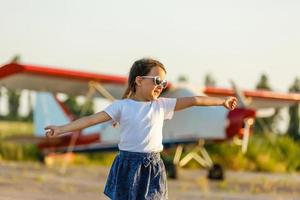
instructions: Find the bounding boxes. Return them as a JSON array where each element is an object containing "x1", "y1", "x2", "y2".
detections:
[{"x1": 1, "y1": 62, "x2": 299, "y2": 179}]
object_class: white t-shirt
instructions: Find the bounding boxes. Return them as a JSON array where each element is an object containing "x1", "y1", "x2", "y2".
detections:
[{"x1": 104, "y1": 98, "x2": 177, "y2": 153}]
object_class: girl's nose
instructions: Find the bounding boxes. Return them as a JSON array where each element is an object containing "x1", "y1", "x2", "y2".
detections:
[{"x1": 156, "y1": 84, "x2": 163, "y2": 90}]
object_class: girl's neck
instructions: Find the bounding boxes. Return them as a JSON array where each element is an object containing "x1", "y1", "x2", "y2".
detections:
[{"x1": 130, "y1": 93, "x2": 149, "y2": 102}]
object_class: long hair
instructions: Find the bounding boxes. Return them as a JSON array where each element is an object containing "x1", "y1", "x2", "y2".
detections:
[{"x1": 122, "y1": 58, "x2": 166, "y2": 99}]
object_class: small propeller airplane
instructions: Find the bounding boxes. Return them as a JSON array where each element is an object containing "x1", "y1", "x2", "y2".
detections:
[{"x1": 1, "y1": 62, "x2": 300, "y2": 179}]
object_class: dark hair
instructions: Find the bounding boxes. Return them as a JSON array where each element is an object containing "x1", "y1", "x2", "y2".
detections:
[{"x1": 122, "y1": 58, "x2": 166, "y2": 99}]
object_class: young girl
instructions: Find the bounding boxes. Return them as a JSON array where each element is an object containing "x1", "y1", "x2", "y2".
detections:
[{"x1": 45, "y1": 58, "x2": 237, "y2": 200}]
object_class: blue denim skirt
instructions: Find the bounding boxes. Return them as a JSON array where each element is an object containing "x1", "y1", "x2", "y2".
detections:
[{"x1": 104, "y1": 150, "x2": 168, "y2": 200}]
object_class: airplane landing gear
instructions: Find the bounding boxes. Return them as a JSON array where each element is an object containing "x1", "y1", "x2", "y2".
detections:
[
  {"x1": 164, "y1": 161, "x2": 178, "y2": 179},
  {"x1": 169, "y1": 141, "x2": 225, "y2": 181},
  {"x1": 207, "y1": 163, "x2": 224, "y2": 180}
]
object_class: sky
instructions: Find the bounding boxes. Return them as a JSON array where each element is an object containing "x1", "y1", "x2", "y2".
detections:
[{"x1": 0, "y1": 0, "x2": 299, "y2": 92}]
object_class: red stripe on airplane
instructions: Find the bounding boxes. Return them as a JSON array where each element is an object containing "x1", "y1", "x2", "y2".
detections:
[
  {"x1": 1, "y1": 63, "x2": 127, "y2": 84},
  {"x1": 204, "y1": 87, "x2": 300, "y2": 102},
  {"x1": 0, "y1": 62, "x2": 24, "y2": 78}
]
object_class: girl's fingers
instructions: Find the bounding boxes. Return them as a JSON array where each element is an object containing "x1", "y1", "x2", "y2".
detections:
[
  {"x1": 226, "y1": 97, "x2": 237, "y2": 110},
  {"x1": 45, "y1": 128, "x2": 54, "y2": 137},
  {"x1": 44, "y1": 125, "x2": 52, "y2": 130},
  {"x1": 231, "y1": 97, "x2": 238, "y2": 109}
]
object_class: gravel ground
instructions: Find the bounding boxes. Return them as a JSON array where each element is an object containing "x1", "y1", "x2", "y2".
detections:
[{"x1": 0, "y1": 161, "x2": 300, "y2": 200}]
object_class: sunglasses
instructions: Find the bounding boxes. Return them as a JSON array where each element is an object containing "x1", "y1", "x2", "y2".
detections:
[{"x1": 141, "y1": 76, "x2": 168, "y2": 88}]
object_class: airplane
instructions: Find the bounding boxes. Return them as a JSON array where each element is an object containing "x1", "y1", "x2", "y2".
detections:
[{"x1": 1, "y1": 61, "x2": 300, "y2": 180}]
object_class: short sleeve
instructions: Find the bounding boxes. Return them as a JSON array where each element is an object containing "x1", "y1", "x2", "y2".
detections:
[
  {"x1": 103, "y1": 100, "x2": 122, "y2": 123},
  {"x1": 159, "y1": 97, "x2": 177, "y2": 120}
]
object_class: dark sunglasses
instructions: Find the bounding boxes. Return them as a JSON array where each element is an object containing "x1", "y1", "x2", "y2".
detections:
[{"x1": 141, "y1": 76, "x2": 168, "y2": 88}]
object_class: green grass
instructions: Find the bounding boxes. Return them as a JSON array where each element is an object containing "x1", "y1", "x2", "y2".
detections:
[
  {"x1": 0, "y1": 120, "x2": 34, "y2": 137},
  {"x1": 207, "y1": 133, "x2": 300, "y2": 172},
  {"x1": 0, "y1": 120, "x2": 40, "y2": 161},
  {"x1": 72, "y1": 152, "x2": 117, "y2": 166},
  {"x1": 0, "y1": 120, "x2": 116, "y2": 164},
  {"x1": 1, "y1": 120, "x2": 300, "y2": 172}
]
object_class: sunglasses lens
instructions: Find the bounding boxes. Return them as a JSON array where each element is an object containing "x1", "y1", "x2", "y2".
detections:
[
  {"x1": 154, "y1": 77, "x2": 167, "y2": 88},
  {"x1": 153, "y1": 77, "x2": 159, "y2": 85},
  {"x1": 161, "y1": 80, "x2": 167, "y2": 88}
]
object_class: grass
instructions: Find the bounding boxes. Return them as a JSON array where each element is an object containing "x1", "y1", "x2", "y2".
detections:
[
  {"x1": 0, "y1": 120, "x2": 41, "y2": 161},
  {"x1": 0, "y1": 120, "x2": 34, "y2": 137},
  {"x1": 1, "y1": 120, "x2": 300, "y2": 173},
  {"x1": 72, "y1": 152, "x2": 117, "y2": 166},
  {"x1": 0, "y1": 120, "x2": 116, "y2": 164},
  {"x1": 207, "y1": 133, "x2": 300, "y2": 172}
]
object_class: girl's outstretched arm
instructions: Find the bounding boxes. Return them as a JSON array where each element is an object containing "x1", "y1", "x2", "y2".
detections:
[
  {"x1": 174, "y1": 96, "x2": 237, "y2": 111},
  {"x1": 45, "y1": 111, "x2": 112, "y2": 138}
]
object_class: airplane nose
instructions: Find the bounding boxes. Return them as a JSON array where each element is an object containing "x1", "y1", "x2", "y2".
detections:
[{"x1": 225, "y1": 108, "x2": 256, "y2": 138}]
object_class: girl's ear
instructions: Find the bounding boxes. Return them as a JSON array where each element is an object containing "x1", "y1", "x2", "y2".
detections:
[{"x1": 135, "y1": 76, "x2": 142, "y2": 87}]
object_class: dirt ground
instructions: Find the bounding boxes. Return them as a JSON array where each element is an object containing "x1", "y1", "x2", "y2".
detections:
[{"x1": 0, "y1": 161, "x2": 300, "y2": 200}]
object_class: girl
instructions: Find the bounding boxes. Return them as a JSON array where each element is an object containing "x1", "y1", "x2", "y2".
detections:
[{"x1": 45, "y1": 58, "x2": 237, "y2": 200}]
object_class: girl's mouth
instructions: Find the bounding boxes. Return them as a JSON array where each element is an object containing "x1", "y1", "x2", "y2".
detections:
[{"x1": 154, "y1": 90, "x2": 161, "y2": 95}]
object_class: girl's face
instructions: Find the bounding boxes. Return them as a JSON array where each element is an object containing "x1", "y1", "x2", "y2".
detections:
[{"x1": 136, "y1": 66, "x2": 167, "y2": 101}]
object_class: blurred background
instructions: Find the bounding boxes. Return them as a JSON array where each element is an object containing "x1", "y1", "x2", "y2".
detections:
[{"x1": 0, "y1": 0, "x2": 300, "y2": 200}]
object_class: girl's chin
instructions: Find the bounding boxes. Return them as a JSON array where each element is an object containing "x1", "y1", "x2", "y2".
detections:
[
  {"x1": 148, "y1": 93, "x2": 160, "y2": 100},
  {"x1": 151, "y1": 95, "x2": 159, "y2": 100}
]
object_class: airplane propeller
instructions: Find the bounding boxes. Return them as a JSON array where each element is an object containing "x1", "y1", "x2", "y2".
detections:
[
  {"x1": 230, "y1": 80, "x2": 257, "y2": 153},
  {"x1": 230, "y1": 80, "x2": 282, "y2": 153},
  {"x1": 230, "y1": 80, "x2": 250, "y2": 108}
]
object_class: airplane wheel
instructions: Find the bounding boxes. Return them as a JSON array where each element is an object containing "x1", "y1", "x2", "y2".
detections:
[
  {"x1": 207, "y1": 163, "x2": 224, "y2": 180},
  {"x1": 37, "y1": 153, "x2": 46, "y2": 163},
  {"x1": 168, "y1": 163, "x2": 178, "y2": 179},
  {"x1": 164, "y1": 160, "x2": 178, "y2": 179}
]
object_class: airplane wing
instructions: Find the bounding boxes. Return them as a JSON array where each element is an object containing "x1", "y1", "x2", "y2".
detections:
[
  {"x1": 0, "y1": 63, "x2": 125, "y2": 150},
  {"x1": 0, "y1": 62, "x2": 127, "y2": 99},
  {"x1": 2, "y1": 62, "x2": 298, "y2": 110},
  {"x1": 204, "y1": 86, "x2": 300, "y2": 109}
]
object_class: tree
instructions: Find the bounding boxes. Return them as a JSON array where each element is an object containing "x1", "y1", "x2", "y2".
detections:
[
  {"x1": 24, "y1": 91, "x2": 33, "y2": 122},
  {"x1": 64, "y1": 95, "x2": 94, "y2": 118},
  {"x1": 79, "y1": 98, "x2": 94, "y2": 116},
  {"x1": 7, "y1": 89, "x2": 21, "y2": 120},
  {"x1": 287, "y1": 78, "x2": 300, "y2": 140},
  {"x1": 204, "y1": 73, "x2": 216, "y2": 87},
  {"x1": 1, "y1": 55, "x2": 22, "y2": 121},
  {"x1": 10, "y1": 54, "x2": 21, "y2": 63},
  {"x1": 256, "y1": 74, "x2": 271, "y2": 90},
  {"x1": 64, "y1": 96, "x2": 81, "y2": 117},
  {"x1": 177, "y1": 75, "x2": 189, "y2": 83},
  {"x1": 254, "y1": 74, "x2": 279, "y2": 133}
]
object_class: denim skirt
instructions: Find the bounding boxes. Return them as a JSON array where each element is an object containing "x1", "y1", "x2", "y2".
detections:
[{"x1": 104, "y1": 150, "x2": 168, "y2": 200}]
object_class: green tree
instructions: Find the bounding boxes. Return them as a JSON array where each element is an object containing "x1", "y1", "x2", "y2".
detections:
[
  {"x1": 23, "y1": 110, "x2": 33, "y2": 122},
  {"x1": 256, "y1": 74, "x2": 271, "y2": 90},
  {"x1": 287, "y1": 78, "x2": 300, "y2": 140},
  {"x1": 254, "y1": 74, "x2": 279, "y2": 133},
  {"x1": 64, "y1": 95, "x2": 94, "y2": 118},
  {"x1": 204, "y1": 73, "x2": 216, "y2": 87},
  {"x1": 64, "y1": 96, "x2": 81, "y2": 117},
  {"x1": 177, "y1": 75, "x2": 189, "y2": 83},
  {"x1": 10, "y1": 54, "x2": 21, "y2": 63},
  {"x1": 7, "y1": 89, "x2": 21, "y2": 120},
  {"x1": 79, "y1": 98, "x2": 94, "y2": 116},
  {"x1": 21, "y1": 91, "x2": 33, "y2": 122}
]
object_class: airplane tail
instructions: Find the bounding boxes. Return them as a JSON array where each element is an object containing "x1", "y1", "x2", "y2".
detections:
[{"x1": 33, "y1": 92, "x2": 106, "y2": 137}]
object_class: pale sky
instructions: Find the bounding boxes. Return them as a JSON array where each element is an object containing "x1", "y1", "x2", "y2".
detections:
[{"x1": 0, "y1": 0, "x2": 300, "y2": 92}]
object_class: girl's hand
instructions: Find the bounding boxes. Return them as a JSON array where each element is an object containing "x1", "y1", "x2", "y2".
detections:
[
  {"x1": 223, "y1": 96, "x2": 238, "y2": 110},
  {"x1": 44, "y1": 125, "x2": 61, "y2": 138}
]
